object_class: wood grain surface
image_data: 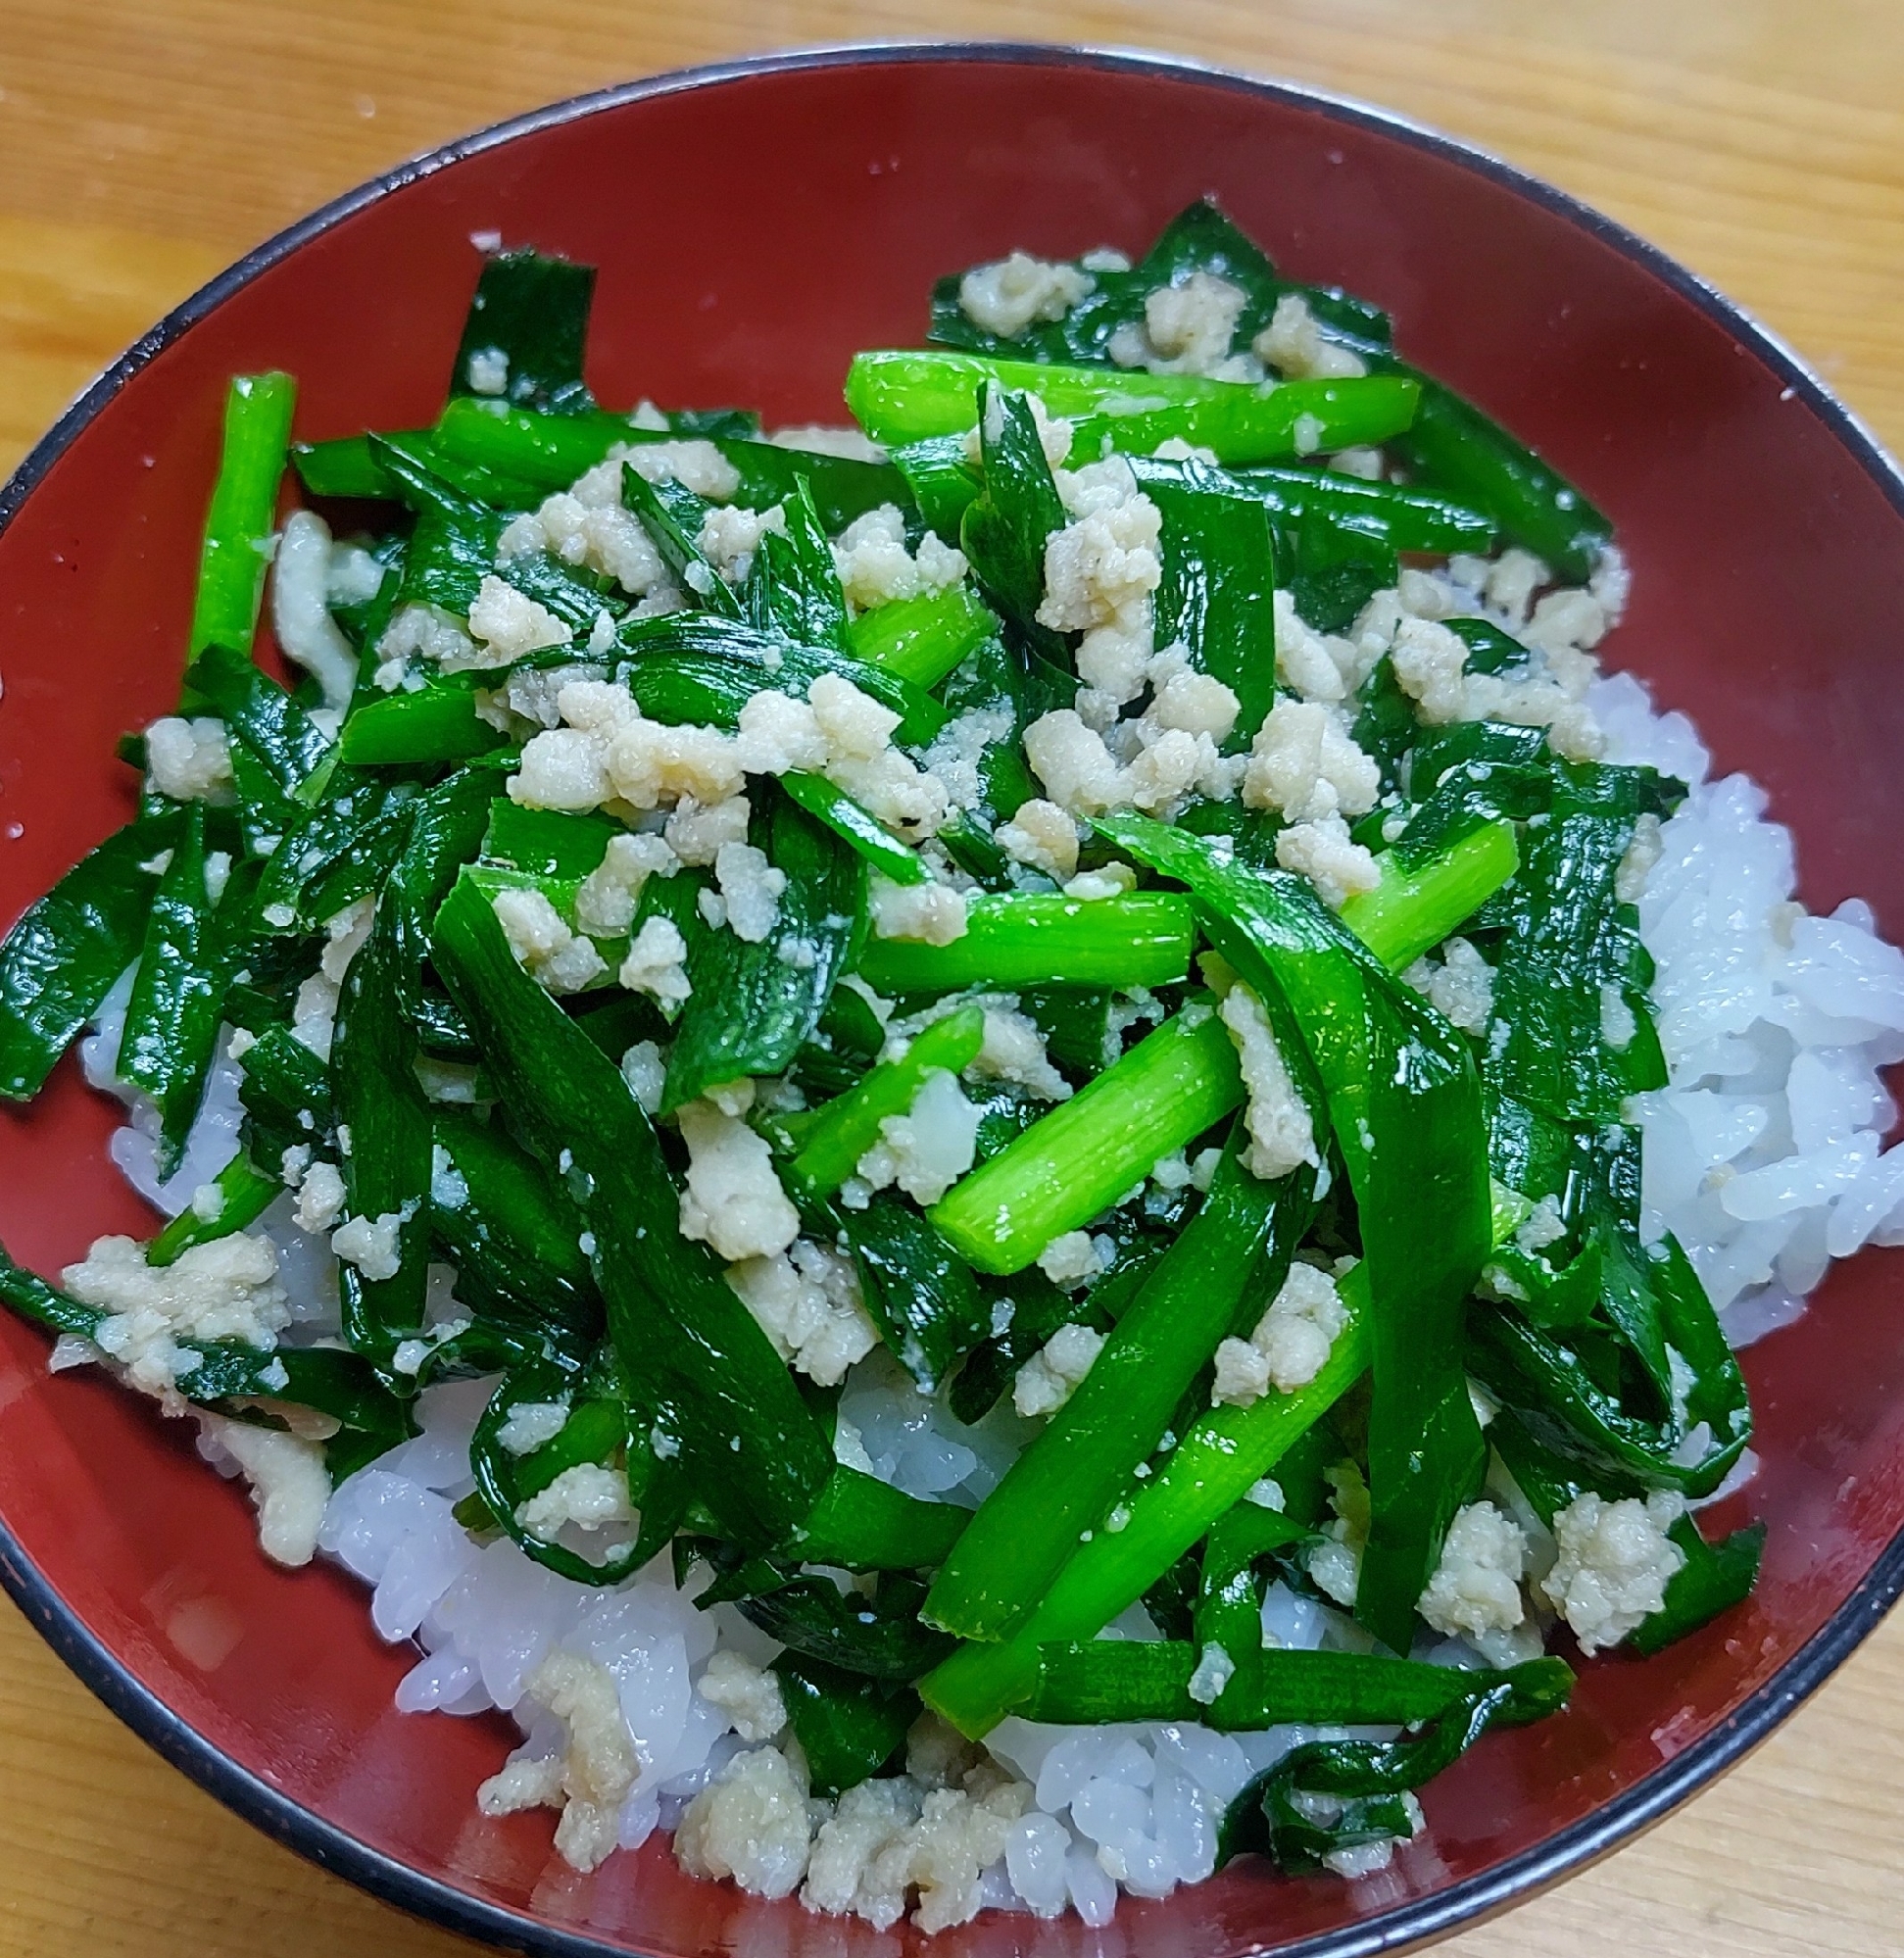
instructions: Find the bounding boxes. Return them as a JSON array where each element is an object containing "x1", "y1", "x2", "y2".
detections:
[{"x1": 0, "y1": 4, "x2": 1900, "y2": 1953}]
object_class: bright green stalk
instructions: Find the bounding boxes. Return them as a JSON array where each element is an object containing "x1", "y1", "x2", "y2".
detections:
[
  {"x1": 929, "y1": 1008, "x2": 1242, "y2": 1275},
  {"x1": 432, "y1": 397, "x2": 632, "y2": 490},
  {"x1": 844, "y1": 351, "x2": 1419, "y2": 464},
  {"x1": 1063, "y1": 385, "x2": 1420, "y2": 469},
  {"x1": 783, "y1": 1003, "x2": 985, "y2": 1200},
  {"x1": 922, "y1": 822, "x2": 1515, "y2": 1279},
  {"x1": 1338, "y1": 819, "x2": 1520, "y2": 973},
  {"x1": 147, "y1": 1154, "x2": 281, "y2": 1266},
  {"x1": 1098, "y1": 813, "x2": 1489, "y2": 1655},
  {"x1": 920, "y1": 1270, "x2": 1371, "y2": 1737},
  {"x1": 922, "y1": 1008, "x2": 1537, "y2": 1737},
  {"x1": 855, "y1": 891, "x2": 1194, "y2": 995},
  {"x1": 923, "y1": 1140, "x2": 1309, "y2": 1641},
  {"x1": 190, "y1": 371, "x2": 297, "y2": 657},
  {"x1": 844, "y1": 584, "x2": 997, "y2": 689}
]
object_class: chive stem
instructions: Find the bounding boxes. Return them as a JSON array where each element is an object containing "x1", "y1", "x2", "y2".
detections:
[
  {"x1": 783, "y1": 1003, "x2": 985, "y2": 1200},
  {"x1": 921, "y1": 1272, "x2": 1371, "y2": 1737},
  {"x1": 855, "y1": 891, "x2": 1194, "y2": 996},
  {"x1": 845, "y1": 351, "x2": 1419, "y2": 465},
  {"x1": 844, "y1": 584, "x2": 997, "y2": 689},
  {"x1": 1339, "y1": 818, "x2": 1520, "y2": 972},
  {"x1": 929, "y1": 1006, "x2": 1241, "y2": 1275},
  {"x1": 191, "y1": 372, "x2": 297, "y2": 659},
  {"x1": 147, "y1": 1154, "x2": 281, "y2": 1267}
]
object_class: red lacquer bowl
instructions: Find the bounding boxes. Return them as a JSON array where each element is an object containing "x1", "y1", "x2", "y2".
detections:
[{"x1": 2, "y1": 42, "x2": 1900, "y2": 1958}]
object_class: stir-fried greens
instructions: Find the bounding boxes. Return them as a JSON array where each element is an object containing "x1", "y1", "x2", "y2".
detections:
[{"x1": 0, "y1": 202, "x2": 1764, "y2": 1887}]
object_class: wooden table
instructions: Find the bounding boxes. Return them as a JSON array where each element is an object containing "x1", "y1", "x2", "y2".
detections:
[{"x1": 0, "y1": 3, "x2": 1900, "y2": 1952}]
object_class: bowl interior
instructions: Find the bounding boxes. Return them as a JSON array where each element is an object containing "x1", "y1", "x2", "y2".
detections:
[{"x1": 2, "y1": 46, "x2": 1903, "y2": 1958}]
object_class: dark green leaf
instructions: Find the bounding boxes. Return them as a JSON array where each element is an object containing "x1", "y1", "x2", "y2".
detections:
[
  {"x1": 251, "y1": 777, "x2": 420, "y2": 934},
  {"x1": 1472, "y1": 1252, "x2": 1750, "y2": 1501},
  {"x1": 432, "y1": 874, "x2": 834, "y2": 1547},
  {"x1": 1130, "y1": 458, "x2": 1279, "y2": 745},
  {"x1": 957, "y1": 385, "x2": 1070, "y2": 660},
  {"x1": 430, "y1": 1106, "x2": 602, "y2": 1346},
  {"x1": 1217, "y1": 1659, "x2": 1574, "y2": 1872},
  {"x1": 1286, "y1": 502, "x2": 1396, "y2": 635},
  {"x1": 773, "y1": 1654, "x2": 916, "y2": 1798},
  {"x1": 1231, "y1": 465, "x2": 1495, "y2": 555},
  {"x1": 479, "y1": 802, "x2": 621, "y2": 879},
  {"x1": 1026, "y1": 1639, "x2": 1558, "y2": 1733},
  {"x1": 828, "y1": 1193, "x2": 992, "y2": 1395},
  {"x1": 1445, "y1": 616, "x2": 1531, "y2": 676},
  {"x1": 464, "y1": 1361, "x2": 662, "y2": 1587},
  {"x1": 372, "y1": 435, "x2": 615, "y2": 632},
  {"x1": 0, "y1": 1239, "x2": 412, "y2": 1462},
  {"x1": 739, "y1": 1571, "x2": 954, "y2": 1683},
  {"x1": 779, "y1": 772, "x2": 925, "y2": 885},
  {"x1": 787, "y1": 1464, "x2": 970, "y2": 1572},
  {"x1": 115, "y1": 803, "x2": 230, "y2": 1172},
  {"x1": 615, "y1": 612, "x2": 948, "y2": 747},
  {"x1": 332, "y1": 773, "x2": 492, "y2": 1368},
  {"x1": 237, "y1": 1021, "x2": 333, "y2": 1168},
  {"x1": 1632, "y1": 1516, "x2": 1766, "y2": 1655},
  {"x1": 619, "y1": 465, "x2": 742, "y2": 618},
  {"x1": 927, "y1": 199, "x2": 1286, "y2": 367},
  {"x1": 336, "y1": 682, "x2": 511, "y2": 767},
  {"x1": 661, "y1": 790, "x2": 865, "y2": 1110},
  {"x1": 451, "y1": 249, "x2": 596, "y2": 415},
  {"x1": 0, "y1": 810, "x2": 175, "y2": 1101},
  {"x1": 1390, "y1": 375, "x2": 1611, "y2": 583},
  {"x1": 745, "y1": 477, "x2": 850, "y2": 649},
  {"x1": 184, "y1": 641, "x2": 332, "y2": 803},
  {"x1": 1485, "y1": 765, "x2": 1673, "y2": 1126},
  {"x1": 947, "y1": 1261, "x2": 1085, "y2": 1426}
]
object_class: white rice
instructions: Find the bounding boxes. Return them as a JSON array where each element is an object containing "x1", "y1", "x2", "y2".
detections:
[
  {"x1": 315, "y1": 1370, "x2": 1280, "y2": 1910},
  {"x1": 1590, "y1": 671, "x2": 1904, "y2": 1344},
  {"x1": 71, "y1": 659, "x2": 1904, "y2": 1925}
]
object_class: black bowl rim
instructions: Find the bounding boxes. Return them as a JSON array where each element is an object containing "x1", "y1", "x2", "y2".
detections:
[{"x1": 2, "y1": 37, "x2": 1901, "y2": 1958}]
